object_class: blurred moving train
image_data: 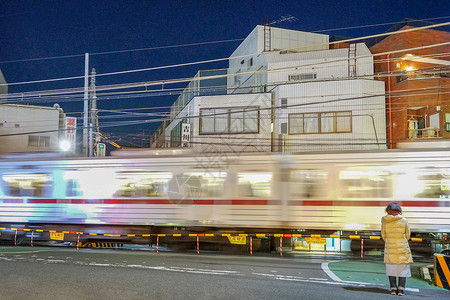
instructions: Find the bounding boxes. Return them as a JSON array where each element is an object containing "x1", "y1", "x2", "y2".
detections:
[{"x1": 0, "y1": 148, "x2": 449, "y2": 245}]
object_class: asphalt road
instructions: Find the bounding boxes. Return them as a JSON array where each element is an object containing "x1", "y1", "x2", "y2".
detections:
[{"x1": 0, "y1": 246, "x2": 448, "y2": 300}]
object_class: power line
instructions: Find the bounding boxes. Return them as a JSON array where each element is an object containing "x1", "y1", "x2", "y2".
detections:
[
  {"x1": 0, "y1": 38, "x2": 244, "y2": 65},
  {"x1": 2, "y1": 20, "x2": 449, "y2": 90},
  {"x1": 312, "y1": 15, "x2": 450, "y2": 33}
]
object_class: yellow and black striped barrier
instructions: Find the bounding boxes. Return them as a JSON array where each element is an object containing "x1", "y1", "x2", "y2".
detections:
[
  {"x1": 434, "y1": 253, "x2": 450, "y2": 290},
  {"x1": 0, "y1": 226, "x2": 443, "y2": 244},
  {"x1": 91, "y1": 242, "x2": 123, "y2": 248}
]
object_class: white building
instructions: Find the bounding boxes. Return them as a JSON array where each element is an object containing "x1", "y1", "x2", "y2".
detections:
[
  {"x1": 165, "y1": 92, "x2": 272, "y2": 153},
  {"x1": 0, "y1": 104, "x2": 69, "y2": 154},
  {"x1": 0, "y1": 68, "x2": 7, "y2": 95},
  {"x1": 152, "y1": 25, "x2": 386, "y2": 153}
]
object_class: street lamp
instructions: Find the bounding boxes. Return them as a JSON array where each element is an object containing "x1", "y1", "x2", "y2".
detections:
[{"x1": 59, "y1": 140, "x2": 71, "y2": 152}]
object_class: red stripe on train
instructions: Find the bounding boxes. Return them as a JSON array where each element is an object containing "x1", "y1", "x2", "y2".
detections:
[
  {"x1": 300, "y1": 200, "x2": 448, "y2": 207},
  {"x1": 0, "y1": 199, "x2": 447, "y2": 207}
]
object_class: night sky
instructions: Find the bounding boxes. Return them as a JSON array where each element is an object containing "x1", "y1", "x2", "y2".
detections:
[{"x1": 1, "y1": 0, "x2": 449, "y2": 146}]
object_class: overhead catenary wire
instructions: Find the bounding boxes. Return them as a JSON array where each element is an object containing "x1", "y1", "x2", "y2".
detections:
[
  {"x1": 1, "y1": 16, "x2": 448, "y2": 65},
  {"x1": 1, "y1": 21, "x2": 449, "y2": 148},
  {"x1": 312, "y1": 15, "x2": 450, "y2": 33},
  {"x1": 4, "y1": 84, "x2": 449, "y2": 139},
  {"x1": 2, "y1": 40, "x2": 449, "y2": 107},
  {"x1": 1, "y1": 20, "x2": 449, "y2": 91},
  {"x1": 0, "y1": 38, "x2": 245, "y2": 65}
]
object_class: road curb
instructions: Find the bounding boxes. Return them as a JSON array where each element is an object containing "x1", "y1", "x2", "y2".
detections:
[{"x1": 420, "y1": 264, "x2": 434, "y2": 282}]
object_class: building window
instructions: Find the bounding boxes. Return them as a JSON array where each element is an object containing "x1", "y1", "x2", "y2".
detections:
[
  {"x1": 28, "y1": 136, "x2": 50, "y2": 148},
  {"x1": 289, "y1": 111, "x2": 351, "y2": 134},
  {"x1": 288, "y1": 73, "x2": 317, "y2": 81},
  {"x1": 14, "y1": 124, "x2": 20, "y2": 128},
  {"x1": 289, "y1": 113, "x2": 319, "y2": 134},
  {"x1": 200, "y1": 106, "x2": 259, "y2": 135},
  {"x1": 247, "y1": 57, "x2": 253, "y2": 67},
  {"x1": 280, "y1": 98, "x2": 288, "y2": 109},
  {"x1": 321, "y1": 111, "x2": 352, "y2": 133},
  {"x1": 281, "y1": 122, "x2": 288, "y2": 134},
  {"x1": 233, "y1": 70, "x2": 241, "y2": 86}
]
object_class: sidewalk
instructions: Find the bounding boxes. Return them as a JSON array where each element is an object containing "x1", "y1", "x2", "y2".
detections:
[{"x1": 327, "y1": 259, "x2": 442, "y2": 291}]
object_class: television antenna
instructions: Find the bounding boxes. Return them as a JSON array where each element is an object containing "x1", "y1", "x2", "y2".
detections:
[{"x1": 265, "y1": 15, "x2": 298, "y2": 26}]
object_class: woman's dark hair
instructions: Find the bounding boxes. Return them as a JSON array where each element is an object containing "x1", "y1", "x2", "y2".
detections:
[{"x1": 385, "y1": 202, "x2": 402, "y2": 213}]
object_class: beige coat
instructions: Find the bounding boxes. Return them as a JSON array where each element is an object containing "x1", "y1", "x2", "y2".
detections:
[{"x1": 381, "y1": 214, "x2": 413, "y2": 264}]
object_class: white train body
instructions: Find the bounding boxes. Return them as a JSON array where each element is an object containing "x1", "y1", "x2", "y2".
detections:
[{"x1": 0, "y1": 149, "x2": 449, "y2": 234}]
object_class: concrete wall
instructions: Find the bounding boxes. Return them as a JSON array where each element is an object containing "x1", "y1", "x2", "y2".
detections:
[
  {"x1": 228, "y1": 26, "x2": 329, "y2": 94},
  {"x1": 166, "y1": 93, "x2": 272, "y2": 153},
  {"x1": 273, "y1": 79, "x2": 386, "y2": 152},
  {"x1": 266, "y1": 43, "x2": 373, "y2": 84},
  {"x1": 0, "y1": 104, "x2": 62, "y2": 154},
  {"x1": 0, "y1": 68, "x2": 7, "y2": 95}
]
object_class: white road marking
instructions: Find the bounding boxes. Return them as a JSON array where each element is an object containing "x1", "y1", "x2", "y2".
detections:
[
  {"x1": 321, "y1": 261, "x2": 419, "y2": 293},
  {"x1": 252, "y1": 272, "x2": 367, "y2": 286},
  {"x1": 0, "y1": 250, "x2": 47, "y2": 254},
  {"x1": 46, "y1": 259, "x2": 67, "y2": 263},
  {"x1": 321, "y1": 262, "x2": 342, "y2": 282}
]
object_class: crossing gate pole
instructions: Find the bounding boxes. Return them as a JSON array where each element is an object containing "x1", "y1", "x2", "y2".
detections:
[
  {"x1": 197, "y1": 236, "x2": 200, "y2": 255},
  {"x1": 31, "y1": 231, "x2": 34, "y2": 248},
  {"x1": 157, "y1": 236, "x2": 159, "y2": 254},
  {"x1": 250, "y1": 236, "x2": 253, "y2": 256},
  {"x1": 77, "y1": 234, "x2": 80, "y2": 252},
  {"x1": 14, "y1": 229, "x2": 17, "y2": 246},
  {"x1": 280, "y1": 237, "x2": 283, "y2": 258},
  {"x1": 361, "y1": 239, "x2": 364, "y2": 259}
]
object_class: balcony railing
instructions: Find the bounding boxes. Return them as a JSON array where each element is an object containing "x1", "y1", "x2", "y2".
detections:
[{"x1": 406, "y1": 127, "x2": 439, "y2": 139}]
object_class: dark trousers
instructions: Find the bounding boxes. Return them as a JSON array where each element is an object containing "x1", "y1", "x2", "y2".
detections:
[{"x1": 389, "y1": 276, "x2": 406, "y2": 290}]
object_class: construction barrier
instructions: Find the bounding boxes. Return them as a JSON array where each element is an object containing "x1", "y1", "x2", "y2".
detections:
[
  {"x1": 434, "y1": 253, "x2": 450, "y2": 290},
  {"x1": 0, "y1": 226, "x2": 444, "y2": 257},
  {"x1": 91, "y1": 242, "x2": 123, "y2": 248},
  {"x1": 0, "y1": 226, "x2": 442, "y2": 242}
]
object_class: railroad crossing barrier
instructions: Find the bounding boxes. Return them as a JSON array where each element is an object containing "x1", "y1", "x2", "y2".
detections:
[
  {"x1": 434, "y1": 253, "x2": 450, "y2": 290},
  {"x1": 0, "y1": 226, "x2": 444, "y2": 256}
]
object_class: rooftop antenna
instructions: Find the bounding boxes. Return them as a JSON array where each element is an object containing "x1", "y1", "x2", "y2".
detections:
[
  {"x1": 263, "y1": 15, "x2": 298, "y2": 52},
  {"x1": 266, "y1": 15, "x2": 298, "y2": 26}
]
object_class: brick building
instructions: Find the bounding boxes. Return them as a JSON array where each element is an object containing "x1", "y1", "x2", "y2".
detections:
[{"x1": 370, "y1": 20, "x2": 450, "y2": 148}]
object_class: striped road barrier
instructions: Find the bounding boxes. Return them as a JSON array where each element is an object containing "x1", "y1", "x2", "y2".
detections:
[
  {"x1": 0, "y1": 227, "x2": 443, "y2": 251},
  {"x1": 434, "y1": 253, "x2": 450, "y2": 290}
]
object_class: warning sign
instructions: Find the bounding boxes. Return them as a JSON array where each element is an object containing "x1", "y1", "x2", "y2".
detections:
[
  {"x1": 50, "y1": 232, "x2": 64, "y2": 241},
  {"x1": 305, "y1": 237, "x2": 326, "y2": 244},
  {"x1": 227, "y1": 236, "x2": 247, "y2": 245}
]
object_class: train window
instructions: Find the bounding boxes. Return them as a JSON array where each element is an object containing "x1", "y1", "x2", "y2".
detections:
[
  {"x1": 182, "y1": 172, "x2": 227, "y2": 198},
  {"x1": 237, "y1": 172, "x2": 272, "y2": 198},
  {"x1": 338, "y1": 169, "x2": 392, "y2": 199},
  {"x1": 2, "y1": 174, "x2": 52, "y2": 197},
  {"x1": 410, "y1": 167, "x2": 450, "y2": 198},
  {"x1": 290, "y1": 170, "x2": 328, "y2": 198},
  {"x1": 66, "y1": 179, "x2": 82, "y2": 197},
  {"x1": 115, "y1": 171, "x2": 172, "y2": 198}
]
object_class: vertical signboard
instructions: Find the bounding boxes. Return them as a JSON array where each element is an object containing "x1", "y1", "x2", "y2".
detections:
[
  {"x1": 97, "y1": 143, "x2": 106, "y2": 157},
  {"x1": 181, "y1": 123, "x2": 190, "y2": 147},
  {"x1": 65, "y1": 117, "x2": 77, "y2": 152}
]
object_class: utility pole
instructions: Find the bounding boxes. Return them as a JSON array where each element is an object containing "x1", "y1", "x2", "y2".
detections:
[
  {"x1": 89, "y1": 68, "x2": 98, "y2": 157},
  {"x1": 83, "y1": 53, "x2": 89, "y2": 156}
]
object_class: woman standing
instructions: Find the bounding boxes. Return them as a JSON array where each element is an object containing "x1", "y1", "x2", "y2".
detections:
[{"x1": 381, "y1": 202, "x2": 413, "y2": 296}]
